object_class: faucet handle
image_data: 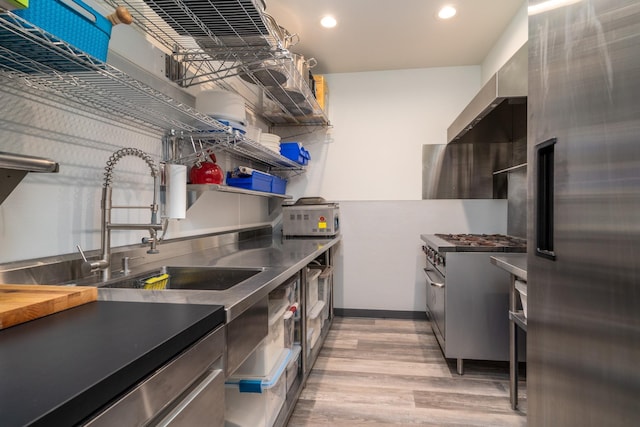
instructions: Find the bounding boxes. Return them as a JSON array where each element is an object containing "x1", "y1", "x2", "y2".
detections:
[
  {"x1": 76, "y1": 245, "x2": 109, "y2": 276},
  {"x1": 141, "y1": 237, "x2": 160, "y2": 254}
]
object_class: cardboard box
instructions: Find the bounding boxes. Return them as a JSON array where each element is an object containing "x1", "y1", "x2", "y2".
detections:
[{"x1": 313, "y1": 74, "x2": 329, "y2": 114}]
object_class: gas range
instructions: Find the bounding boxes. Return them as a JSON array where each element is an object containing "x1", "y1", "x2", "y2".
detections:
[
  {"x1": 435, "y1": 233, "x2": 527, "y2": 251},
  {"x1": 419, "y1": 233, "x2": 526, "y2": 373},
  {"x1": 421, "y1": 233, "x2": 526, "y2": 276}
]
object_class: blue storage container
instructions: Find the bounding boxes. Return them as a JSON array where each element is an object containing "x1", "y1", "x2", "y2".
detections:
[
  {"x1": 14, "y1": 0, "x2": 112, "y2": 61},
  {"x1": 226, "y1": 170, "x2": 272, "y2": 193},
  {"x1": 280, "y1": 142, "x2": 310, "y2": 165},
  {"x1": 271, "y1": 175, "x2": 287, "y2": 195}
]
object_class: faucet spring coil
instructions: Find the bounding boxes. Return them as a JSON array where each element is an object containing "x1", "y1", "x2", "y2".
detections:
[{"x1": 103, "y1": 147, "x2": 158, "y2": 187}]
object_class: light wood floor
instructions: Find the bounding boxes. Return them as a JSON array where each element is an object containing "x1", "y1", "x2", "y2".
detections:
[{"x1": 288, "y1": 316, "x2": 527, "y2": 426}]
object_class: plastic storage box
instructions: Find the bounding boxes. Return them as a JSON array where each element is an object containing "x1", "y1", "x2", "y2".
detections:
[
  {"x1": 14, "y1": 0, "x2": 113, "y2": 61},
  {"x1": 515, "y1": 280, "x2": 528, "y2": 318},
  {"x1": 310, "y1": 266, "x2": 332, "y2": 305},
  {"x1": 235, "y1": 299, "x2": 288, "y2": 376},
  {"x1": 269, "y1": 279, "x2": 296, "y2": 306},
  {"x1": 306, "y1": 267, "x2": 321, "y2": 308},
  {"x1": 285, "y1": 345, "x2": 302, "y2": 393},
  {"x1": 225, "y1": 348, "x2": 293, "y2": 427},
  {"x1": 316, "y1": 266, "x2": 332, "y2": 325},
  {"x1": 307, "y1": 300, "x2": 325, "y2": 350},
  {"x1": 271, "y1": 175, "x2": 287, "y2": 195},
  {"x1": 226, "y1": 170, "x2": 272, "y2": 192},
  {"x1": 280, "y1": 142, "x2": 310, "y2": 165}
]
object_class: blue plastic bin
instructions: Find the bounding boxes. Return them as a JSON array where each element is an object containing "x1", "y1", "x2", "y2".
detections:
[
  {"x1": 271, "y1": 175, "x2": 287, "y2": 195},
  {"x1": 14, "y1": 0, "x2": 112, "y2": 61},
  {"x1": 226, "y1": 171, "x2": 272, "y2": 193},
  {"x1": 280, "y1": 142, "x2": 310, "y2": 165}
]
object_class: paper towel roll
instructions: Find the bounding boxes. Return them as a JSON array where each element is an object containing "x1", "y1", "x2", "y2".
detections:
[{"x1": 165, "y1": 164, "x2": 186, "y2": 219}]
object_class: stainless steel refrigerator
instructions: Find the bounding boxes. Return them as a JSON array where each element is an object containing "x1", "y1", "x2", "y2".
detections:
[{"x1": 527, "y1": 0, "x2": 640, "y2": 425}]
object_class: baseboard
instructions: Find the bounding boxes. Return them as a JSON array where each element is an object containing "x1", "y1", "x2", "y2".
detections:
[{"x1": 334, "y1": 308, "x2": 427, "y2": 320}]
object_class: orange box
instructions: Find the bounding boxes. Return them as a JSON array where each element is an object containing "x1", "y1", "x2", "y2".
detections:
[{"x1": 313, "y1": 74, "x2": 329, "y2": 114}]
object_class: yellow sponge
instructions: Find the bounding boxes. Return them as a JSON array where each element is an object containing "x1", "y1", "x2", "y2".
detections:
[{"x1": 142, "y1": 273, "x2": 170, "y2": 290}]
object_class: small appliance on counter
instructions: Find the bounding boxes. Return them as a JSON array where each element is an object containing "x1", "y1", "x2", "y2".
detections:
[{"x1": 282, "y1": 197, "x2": 339, "y2": 237}]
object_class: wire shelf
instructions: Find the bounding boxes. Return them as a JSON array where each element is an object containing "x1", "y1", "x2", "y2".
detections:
[
  {"x1": 181, "y1": 131, "x2": 306, "y2": 171},
  {"x1": 0, "y1": 5, "x2": 316, "y2": 170},
  {"x1": 0, "y1": 12, "x2": 230, "y2": 134},
  {"x1": 103, "y1": 0, "x2": 329, "y2": 126},
  {"x1": 0, "y1": 10, "x2": 306, "y2": 171}
]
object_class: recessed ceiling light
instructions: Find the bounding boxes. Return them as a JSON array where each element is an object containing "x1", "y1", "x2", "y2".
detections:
[
  {"x1": 438, "y1": 5, "x2": 457, "y2": 20},
  {"x1": 320, "y1": 15, "x2": 337, "y2": 28}
]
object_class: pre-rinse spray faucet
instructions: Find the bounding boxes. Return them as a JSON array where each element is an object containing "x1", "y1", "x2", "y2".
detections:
[{"x1": 78, "y1": 148, "x2": 164, "y2": 281}]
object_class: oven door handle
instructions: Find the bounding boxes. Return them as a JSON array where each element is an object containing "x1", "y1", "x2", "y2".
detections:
[{"x1": 423, "y1": 268, "x2": 445, "y2": 288}]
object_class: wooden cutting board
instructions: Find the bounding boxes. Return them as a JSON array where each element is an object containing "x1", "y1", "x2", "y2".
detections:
[{"x1": 0, "y1": 284, "x2": 98, "y2": 330}]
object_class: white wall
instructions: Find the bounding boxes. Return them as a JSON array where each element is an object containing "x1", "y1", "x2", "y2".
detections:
[
  {"x1": 481, "y1": 2, "x2": 529, "y2": 83},
  {"x1": 283, "y1": 66, "x2": 480, "y2": 200},
  {"x1": 334, "y1": 200, "x2": 507, "y2": 311}
]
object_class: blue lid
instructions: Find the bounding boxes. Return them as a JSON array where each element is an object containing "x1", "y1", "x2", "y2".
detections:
[{"x1": 226, "y1": 345, "x2": 302, "y2": 393}]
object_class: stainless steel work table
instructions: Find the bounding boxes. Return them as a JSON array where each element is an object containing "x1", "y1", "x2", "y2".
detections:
[
  {"x1": 96, "y1": 234, "x2": 342, "y2": 322},
  {"x1": 490, "y1": 254, "x2": 527, "y2": 411}
]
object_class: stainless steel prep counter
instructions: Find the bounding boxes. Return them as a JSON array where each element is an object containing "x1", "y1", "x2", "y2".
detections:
[
  {"x1": 490, "y1": 253, "x2": 527, "y2": 410},
  {"x1": 490, "y1": 254, "x2": 527, "y2": 281},
  {"x1": 95, "y1": 234, "x2": 342, "y2": 322}
]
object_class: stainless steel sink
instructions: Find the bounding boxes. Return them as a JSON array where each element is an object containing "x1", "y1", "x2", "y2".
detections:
[{"x1": 103, "y1": 266, "x2": 263, "y2": 291}]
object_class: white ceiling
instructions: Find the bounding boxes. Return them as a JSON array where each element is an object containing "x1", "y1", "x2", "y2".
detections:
[{"x1": 266, "y1": 0, "x2": 525, "y2": 74}]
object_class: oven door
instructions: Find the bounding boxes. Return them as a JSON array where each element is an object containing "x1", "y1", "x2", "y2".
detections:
[{"x1": 424, "y1": 266, "x2": 445, "y2": 343}]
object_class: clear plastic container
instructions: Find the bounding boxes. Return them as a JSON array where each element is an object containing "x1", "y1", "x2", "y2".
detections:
[
  {"x1": 306, "y1": 267, "x2": 321, "y2": 308},
  {"x1": 317, "y1": 266, "x2": 333, "y2": 304},
  {"x1": 235, "y1": 299, "x2": 288, "y2": 376},
  {"x1": 515, "y1": 280, "x2": 528, "y2": 318},
  {"x1": 225, "y1": 348, "x2": 294, "y2": 427},
  {"x1": 285, "y1": 345, "x2": 302, "y2": 393}
]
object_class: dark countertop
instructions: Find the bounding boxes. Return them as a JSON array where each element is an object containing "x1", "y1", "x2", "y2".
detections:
[{"x1": 0, "y1": 301, "x2": 225, "y2": 427}]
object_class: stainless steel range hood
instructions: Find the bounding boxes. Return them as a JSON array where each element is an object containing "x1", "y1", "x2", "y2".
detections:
[
  {"x1": 423, "y1": 43, "x2": 528, "y2": 201},
  {"x1": 447, "y1": 42, "x2": 527, "y2": 144},
  {"x1": 0, "y1": 151, "x2": 60, "y2": 205}
]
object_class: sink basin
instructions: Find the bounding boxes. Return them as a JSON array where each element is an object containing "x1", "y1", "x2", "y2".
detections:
[{"x1": 104, "y1": 266, "x2": 263, "y2": 291}]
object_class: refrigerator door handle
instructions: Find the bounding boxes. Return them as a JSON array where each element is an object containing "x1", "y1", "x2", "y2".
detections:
[{"x1": 536, "y1": 137, "x2": 557, "y2": 260}]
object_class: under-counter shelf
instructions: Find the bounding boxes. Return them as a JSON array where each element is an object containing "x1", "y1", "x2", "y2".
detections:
[{"x1": 103, "y1": 0, "x2": 329, "y2": 126}]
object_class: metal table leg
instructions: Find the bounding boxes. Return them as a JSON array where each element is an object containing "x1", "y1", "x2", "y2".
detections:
[
  {"x1": 510, "y1": 317, "x2": 518, "y2": 409},
  {"x1": 509, "y1": 274, "x2": 518, "y2": 409}
]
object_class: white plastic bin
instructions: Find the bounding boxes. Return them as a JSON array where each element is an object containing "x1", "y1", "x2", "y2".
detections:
[
  {"x1": 225, "y1": 348, "x2": 293, "y2": 427},
  {"x1": 306, "y1": 267, "x2": 321, "y2": 308},
  {"x1": 317, "y1": 266, "x2": 332, "y2": 304},
  {"x1": 269, "y1": 279, "x2": 296, "y2": 306},
  {"x1": 515, "y1": 279, "x2": 528, "y2": 318},
  {"x1": 235, "y1": 299, "x2": 288, "y2": 376},
  {"x1": 285, "y1": 345, "x2": 302, "y2": 393},
  {"x1": 307, "y1": 300, "x2": 325, "y2": 349}
]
